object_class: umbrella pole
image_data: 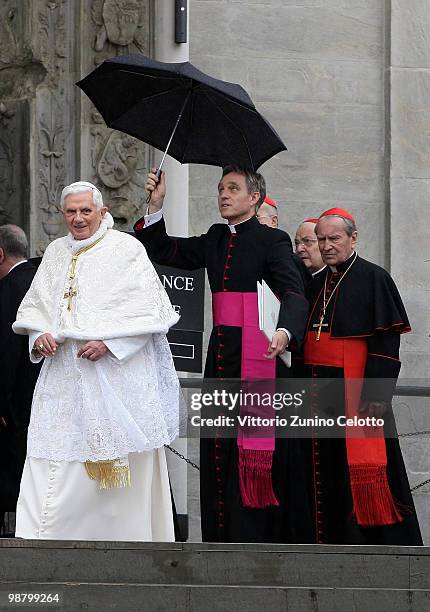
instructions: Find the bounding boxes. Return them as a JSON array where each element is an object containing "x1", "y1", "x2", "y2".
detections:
[{"x1": 146, "y1": 90, "x2": 192, "y2": 209}]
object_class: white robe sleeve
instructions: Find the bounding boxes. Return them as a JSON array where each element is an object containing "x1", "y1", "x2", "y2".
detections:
[{"x1": 104, "y1": 335, "x2": 151, "y2": 362}]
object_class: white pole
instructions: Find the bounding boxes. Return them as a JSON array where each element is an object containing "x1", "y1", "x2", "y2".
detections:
[
  {"x1": 153, "y1": 1, "x2": 190, "y2": 532},
  {"x1": 153, "y1": 1, "x2": 189, "y2": 238}
]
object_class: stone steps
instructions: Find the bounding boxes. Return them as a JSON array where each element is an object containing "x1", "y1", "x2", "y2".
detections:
[
  {"x1": 2, "y1": 582, "x2": 430, "y2": 612},
  {"x1": 1, "y1": 541, "x2": 429, "y2": 611}
]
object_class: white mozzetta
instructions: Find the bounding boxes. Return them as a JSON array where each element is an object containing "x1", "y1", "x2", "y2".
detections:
[
  {"x1": 13, "y1": 214, "x2": 181, "y2": 462},
  {"x1": 13, "y1": 213, "x2": 179, "y2": 341}
]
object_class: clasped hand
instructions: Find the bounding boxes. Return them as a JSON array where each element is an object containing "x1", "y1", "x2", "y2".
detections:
[
  {"x1": 77, "y1": 341, "x2": 107, "y2": 361},
  {"x1": 34, "y1": 334, "x2": 107, "y2": 362}
]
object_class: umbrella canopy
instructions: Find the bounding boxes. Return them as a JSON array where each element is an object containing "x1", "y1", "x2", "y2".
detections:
[{"x1": 77, "y1": 54, "x2": 286, "y2": 171}]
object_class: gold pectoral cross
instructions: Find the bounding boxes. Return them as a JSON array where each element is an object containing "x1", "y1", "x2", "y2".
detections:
[
  {"x1": 63, "y1": 233, "x2": 107, "y2": 313},
  {"x1": 64, "y1": 286, "x2": 77, "y2": 311},
  {"x1": 313, "y1": 313, "x2": 328, "y2": 341}
]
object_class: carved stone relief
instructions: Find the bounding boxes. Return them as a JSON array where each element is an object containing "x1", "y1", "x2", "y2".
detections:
[
  {"x1": 38, "y1": 97, "x2": 66, "y2": 241},
  {"x1": 0, "y1": 0, "x2": 73, "y2": 252},
  {"x1": 0, "y1": 0, "x2": 152, "y2": 250},
  {"x1": 92, "y1": 0, "x2": 149, "y2": 57},
  {"x1": 32, "y1": 0, "x2": 74, "y2": 254},
  {"x1": 90, "y1": 110, "x2": 147, "y2": 226},
  {"x1": 80, "y1": 0, "x2": 151, "y2": 229},
  {"x1": 37, "y1": 0, "x2": 67, "y2": 87},
  {"x1": 0, "y1": 5, "x2": 45, "y2": 100},
  {"x1": 0, "y1": 102, "x2": 15, "y2": 225},
  {"x1": 0, "y1": 2, "x2": 46, "y2": 234},
  {"x1": 0, "y1": 98, "x2": 32, "y2": 230}
]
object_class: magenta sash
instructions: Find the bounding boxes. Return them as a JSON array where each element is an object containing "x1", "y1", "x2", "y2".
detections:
[
  {"x1": 212, "y1": 292, "x2": 279, "y2": 508},
  {"x1": 212, "y1": 292, "x2": 275, "y2": 380}
]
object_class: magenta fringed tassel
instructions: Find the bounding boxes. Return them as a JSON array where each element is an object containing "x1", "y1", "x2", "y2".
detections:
[{"x1": 238, "y1": 447, "x2": 279, "y2": 509}]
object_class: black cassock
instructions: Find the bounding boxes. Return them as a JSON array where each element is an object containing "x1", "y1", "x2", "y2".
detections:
[
  {"x1": 135, "y1": 215, "x2": 309, "y2": 542},
  {"x1": 300, "y1": 253, "x2": 422, "y2": 545},
  {"x1": 0, "y1": 261, "x2": 41, "y2": 515}
]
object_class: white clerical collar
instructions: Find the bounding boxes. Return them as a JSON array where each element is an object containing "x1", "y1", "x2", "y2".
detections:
[
  {"x1": 66, "y1": 212, "x2": 114, "y2": 254},
  {"x1": 312, "y1": 265, "x2": 327, "y2": 277},
  {"x1": 328, "y1": 251, "x2": 356, "y2": 273},
  {"x1": 7, "y1": 259, "x2": 27, "y2": 275},
  {"x1": 227, "y1": 217, "x2": 253, "y2": 233}
]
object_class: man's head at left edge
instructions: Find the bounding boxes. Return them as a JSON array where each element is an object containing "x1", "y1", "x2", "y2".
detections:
[{"x1": 61, "y1": 182, "x2": 108, "y2": 240}]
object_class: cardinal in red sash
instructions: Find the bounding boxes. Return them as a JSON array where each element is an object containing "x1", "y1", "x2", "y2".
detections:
[{"x1": 303, "y1": 207, "x2": 422, "y2": 544}]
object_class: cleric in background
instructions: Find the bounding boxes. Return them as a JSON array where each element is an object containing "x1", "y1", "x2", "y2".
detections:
[
  {"x1": 294, "y1": 218, "x2": 325, "y2": 277},
  {"x1": 256, "y1": 196, "x2": 278, "y2": 228},
  {"x1": 302, "y1": 207, "x2": 422, "y2": 545},
  {"x1": 0, "y1": 226, "x2": 41, "y2": 535}
]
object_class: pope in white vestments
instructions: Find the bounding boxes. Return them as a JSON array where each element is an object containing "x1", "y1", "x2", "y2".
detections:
[{"x1": 13, "y1": 181, "x2": 181, "y2": 541}]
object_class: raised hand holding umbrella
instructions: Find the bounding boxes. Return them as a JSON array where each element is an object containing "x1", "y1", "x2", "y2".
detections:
[{"x1": 145, "y1": 167, "x2": 166, "y2": 212}]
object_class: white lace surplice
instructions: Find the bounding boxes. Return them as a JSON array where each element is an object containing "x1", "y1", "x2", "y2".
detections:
[
  {"x1": 28, "y1": 334, "x2": 180, "y2": 461},
  {"x1": 14, "y1": 217, "x2": 181, "y2": 462}
]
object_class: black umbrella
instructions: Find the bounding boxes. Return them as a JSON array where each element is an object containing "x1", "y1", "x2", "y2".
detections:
[{"x1": 76, "y1": 54, "x2": 286, "y2": 173}]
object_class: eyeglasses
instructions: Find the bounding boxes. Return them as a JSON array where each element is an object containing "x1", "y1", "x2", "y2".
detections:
[{"x1": 294, "y1": 238, "x2": 318, "y2": 247}]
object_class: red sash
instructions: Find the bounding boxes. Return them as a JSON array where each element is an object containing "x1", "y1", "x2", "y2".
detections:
[
  {"x1": 212, "y1": 292, "x2": 279, "y2": 509},
  {"x1": 304, "y1": 331, "x2": 403, "y2": 527}
]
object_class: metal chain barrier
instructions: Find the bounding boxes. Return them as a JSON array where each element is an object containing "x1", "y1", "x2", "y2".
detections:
[
  {"x1": 174, "y1": 380, "x2": 430, "y2": 487},
  {"x1": 411, "y1": 478, "x2": 430, "y2": 492},
  {"x1": 165, "y1": 444, "x2": 200, "y2": 471},
  {"x1": 165, "y1": 432, "x2": 430, "y2": 486},
  {"x1": 399, "y1": 430, "x2": 430, "y2": 491},
  {"x1": 166, "y1": 431, "x2": 430, "y2": 491},
  {"x1": 399, "y1": 430, "x2": 430, "y2": 437}
]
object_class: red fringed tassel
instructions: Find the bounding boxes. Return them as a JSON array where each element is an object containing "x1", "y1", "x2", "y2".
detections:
[
  {"x1": 238, "y1": 447, "x2": 279, "y2": 509},
  {"x1": 349, "y1": 464, "x2": 404, "y2": 527}
]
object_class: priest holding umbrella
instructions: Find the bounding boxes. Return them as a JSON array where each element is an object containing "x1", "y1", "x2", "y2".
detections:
[
  {"x1": 78, "y1": 53, "x2": 310, "y2": 542},
  {"x1": 134, "y1": 167, "x2": 309, "y2": 543}
]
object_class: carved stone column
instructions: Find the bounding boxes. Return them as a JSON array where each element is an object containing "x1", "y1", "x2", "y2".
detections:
[
  {"x1": 27, "y1": 0, "x2": 77, "y2": 254},
  {"x1": 0, "y1": 1, "x2": 45, "y2": 231}
]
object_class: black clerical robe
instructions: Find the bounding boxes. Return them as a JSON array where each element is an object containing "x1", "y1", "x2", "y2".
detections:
[
  {"x1": 302, "y1": 253, "x2": 422, "y2": 545},
  {"x1": 135, "y1": 215, "x2": 309, "y2": 542},
  {"x1": 0, "y1": 261, "x2": 41, "y2": 516}
]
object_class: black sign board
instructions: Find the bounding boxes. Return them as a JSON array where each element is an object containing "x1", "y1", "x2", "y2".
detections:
[{"x1": 154, "y1": 264, "x2": 205, "y2": 373}]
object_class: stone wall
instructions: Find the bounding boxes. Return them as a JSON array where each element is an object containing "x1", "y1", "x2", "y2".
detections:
[
  {"x1": 390, "y1": 0, "x2": 430, "y2": 543},
  {"x1": 189, "y1": 0, "x2": 389, "y2": 382},
  {"x1": 189, "y1": 0, "x2": 387, "y2": 263}
]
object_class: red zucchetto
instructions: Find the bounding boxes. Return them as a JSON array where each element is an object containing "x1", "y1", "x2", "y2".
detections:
[
  {"x1": 263, "y1": 196, "x2": 277, "y2": 208},
  {"x1": 318, "y1": 207, "x2": 355, "y2": 223},
  {"x1": 303, "y1": 218, "x2": 319, "y2": 224}
]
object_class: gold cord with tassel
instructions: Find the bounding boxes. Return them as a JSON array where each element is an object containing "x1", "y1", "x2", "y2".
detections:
[{"x1": 84, "y1": 459, "x2": 131, "y2": 490}]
